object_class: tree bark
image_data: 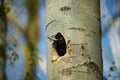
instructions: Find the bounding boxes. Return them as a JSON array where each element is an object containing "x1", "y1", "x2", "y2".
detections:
[
  {"x1": 0, "y1": 0, "x2": 7, "y2": 80},
  {"x1": 46, "y1": 0, "x2": 103, "y2": 80}
]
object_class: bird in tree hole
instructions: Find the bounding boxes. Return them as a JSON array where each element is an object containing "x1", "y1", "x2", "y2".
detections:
[{"x1": 52, "y1": 32, "x2": 67, "y2": 57}]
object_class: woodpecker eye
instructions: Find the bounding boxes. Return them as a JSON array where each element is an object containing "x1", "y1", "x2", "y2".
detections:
[{"x1": 53, "y1": 32, "x2": 66, "y2": 56}]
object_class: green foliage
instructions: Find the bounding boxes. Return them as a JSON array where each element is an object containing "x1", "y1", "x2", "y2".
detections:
[
  {"x1": 103, "y1": 77, "x2": 107, "y2": 80},
  {"x1": 4, "y1": 0, "x2": 10, "y2": 13},
  {"x1": 7, "y1": 45, "x2": 19, "y2": 66},
  {"x1": 13, "y1": 44, "x2": 17, "y2": 47},
  {"x1": 28, "y1": 47, "x2": 42, "y2": 65},
  {"x1": 104, "y1": 62, "x2": 120, "y2": 80},
  {"x1": 27, "y1": 47, "x2": 42, "y2": 79},
  {"x1": 109, "y1": 67, "x2": 114, "y2": 72},
  {"x1": 37, "y1": 72, "x2": 42, "y2": 77}
]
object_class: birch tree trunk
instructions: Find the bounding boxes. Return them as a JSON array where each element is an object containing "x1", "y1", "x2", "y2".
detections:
[
  {"x1": 46, "y1": 0, "x2": 103, "y2": 80},
  {"x1": 0, "y1": 0, "x2": 7, "y2": 80}
]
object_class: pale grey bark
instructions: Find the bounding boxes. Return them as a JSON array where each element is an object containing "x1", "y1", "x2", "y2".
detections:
[{"x1": 46, "y1": 0, "x2": 102, "y2": 80}]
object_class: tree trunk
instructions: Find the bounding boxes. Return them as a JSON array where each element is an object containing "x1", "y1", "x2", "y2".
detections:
[
  {"x1": 46, "y1": 0, "x2": 103, "y2": 80},
  {"x1": 0, "y1": 0, "x2": 7, "y2": 80},
  {"x1": 21, "y1": 0, "x2": 39, "y2": 80}
]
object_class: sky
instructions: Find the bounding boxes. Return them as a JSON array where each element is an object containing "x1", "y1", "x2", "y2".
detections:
[{"x1": 101, "y1": 0, "x2": 120, "y2": 80}]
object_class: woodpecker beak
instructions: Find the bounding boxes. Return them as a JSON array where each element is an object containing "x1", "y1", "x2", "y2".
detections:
[
  {"x1": 51, "y1": 37, "x2": 57, "y2": 41},
  {"x1": 51, "y1": 35, "x2": 58, "y2": 40},
  {"x1": 48, "y1": 36, "x2": 57, "y2": 41}
]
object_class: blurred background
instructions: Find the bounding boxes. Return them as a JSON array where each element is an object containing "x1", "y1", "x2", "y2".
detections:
[
  {"x1": 0, "y1": 0, "x2": 120, "y2": 80},
  {"x1": 101, "y1": 0, "x2": 120, "y2": 80}
]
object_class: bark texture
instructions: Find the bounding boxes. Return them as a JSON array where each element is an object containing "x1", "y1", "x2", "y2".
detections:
[{"x1": 46, "y1": 0, "x2": 102, "y2": 80}]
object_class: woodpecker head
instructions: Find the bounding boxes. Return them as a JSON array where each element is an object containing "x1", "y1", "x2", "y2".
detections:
[
  {"x1": 49, "y1": 32, "x2": 64, "y2": 41},
  {"x1": 55, "y1": 33, "x2": 64, "y2": 40}
]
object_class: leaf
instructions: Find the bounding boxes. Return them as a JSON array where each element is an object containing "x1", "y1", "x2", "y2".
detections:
[
  {"x1": 112, "y1": 62, "x2": 115, "y2": 64},
  {"x1": 109, "y1": 67, "x2": 114, "y2": 72},
  {"x1": 13, "y1": 44, "x2": 17, "y2": 47},
  {"x1": 103, "y1": 77, "x2": 107, "y2": 80},
  {"x1": 37, "y1": 73, "x2": 42, "y2": 77},
  {"x1": 28, "y1": 51, "x2": 34, "y2": 56},
  {"x1": 4, "y1": 1, "x2": 10, "y2": 13},
  {"x1": 7, "y1": 47, "x2": 13, "y2": 50}
]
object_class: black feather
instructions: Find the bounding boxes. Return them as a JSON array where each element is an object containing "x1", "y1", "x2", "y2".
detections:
[{"x1": 53, "y1": 33, "x2": 66, "y2": 56}]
